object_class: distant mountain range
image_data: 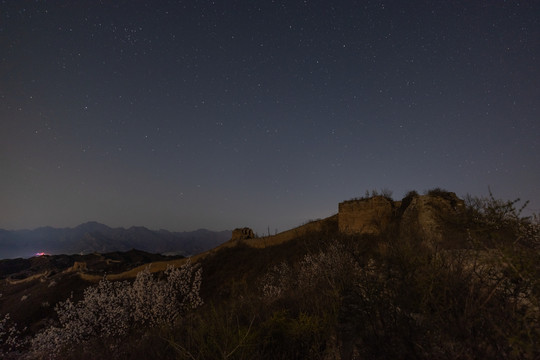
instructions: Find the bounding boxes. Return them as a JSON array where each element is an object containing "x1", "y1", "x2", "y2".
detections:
[{"x1": 0, "y1": 222, "x2": 232, "y2": 259}]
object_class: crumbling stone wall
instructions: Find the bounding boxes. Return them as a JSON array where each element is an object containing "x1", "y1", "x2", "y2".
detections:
[
  {"x1": 337, "y1": 192, "x2": 466, "y2": 245},
  {"x1": 338, "y1": 196, "x2": 394, "y2": 235},
  {"x1": 400, "y1": 192, "x2": 466, "y2": 245},
  {"x1": 70, "y1": 261, "x2": 88, "y2": 272},
  {"x1": 231, "y1": 227, "x2": 255, "y2": 241}
]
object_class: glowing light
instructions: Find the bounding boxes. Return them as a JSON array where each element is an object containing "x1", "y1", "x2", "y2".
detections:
[{"x1": 35, "y1": 252, "x2": 49, "y2": 256}]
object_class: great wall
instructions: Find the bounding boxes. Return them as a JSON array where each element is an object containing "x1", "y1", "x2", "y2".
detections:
[
  {"x1": 79, "y1": 191, "x2": 467, "y2": 281},
  {"x1": 232, "y1": 191, "x2": 466, "y2": 247}
]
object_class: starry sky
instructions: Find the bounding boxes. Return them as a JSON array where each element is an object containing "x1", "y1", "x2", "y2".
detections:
[{"x1": 1, "y1": 1, "x2": 539, "y2": 234}]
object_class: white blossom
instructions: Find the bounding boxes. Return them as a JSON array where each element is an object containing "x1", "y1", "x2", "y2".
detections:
[
  {"x1": 29, "y1": 261, "x2": 203, "y2": 358},
  {"x1": 260, "y1": 241, "x2": 360, "y2": 303},
  {"x1": 0, "y1": 313, "x2": 26, "y2": 358}
]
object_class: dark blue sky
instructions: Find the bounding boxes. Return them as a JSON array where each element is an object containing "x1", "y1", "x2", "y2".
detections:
[{"x1": 1, "y1": 0, "x2": 539, "y2": 234}]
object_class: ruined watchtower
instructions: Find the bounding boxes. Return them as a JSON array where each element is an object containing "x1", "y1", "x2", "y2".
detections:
[
  {"x1": 231, "y1": 227, "x2": 255, "y2": 241},
  {"x1": 338, "y1": 196, "x2": 394, "y2": 235}
]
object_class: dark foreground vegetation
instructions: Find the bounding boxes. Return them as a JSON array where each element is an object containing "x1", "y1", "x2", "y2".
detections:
[{"x1": 1, "y1": 190, "x2": 539, "y2": 359}]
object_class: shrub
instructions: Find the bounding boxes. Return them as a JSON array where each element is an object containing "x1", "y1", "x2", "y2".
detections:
[
  {"x1": 0, "y1": 313, "x2": 26, "y2": 359},
  {"x1": 169, "y1": 304, "x2": 257, "y2": 360},
  {"x1": 256, "y1": 241, "x2": 360, "y2": 358},
  {"x1": 29, "y1": 262, "x2": 202, "y2": 359},
  {"x1": 259, "y1": 241, "x2": 360, "y2": 308}
]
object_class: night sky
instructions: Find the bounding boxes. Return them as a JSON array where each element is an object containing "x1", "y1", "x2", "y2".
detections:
[{"x1": 1, "y1": 1, "x2": 539, "y2": 234}]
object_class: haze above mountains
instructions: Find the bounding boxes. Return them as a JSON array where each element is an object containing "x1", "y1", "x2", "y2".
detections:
[{"x1": 0, "y1": 222, "x2": 231, "y2": 260}]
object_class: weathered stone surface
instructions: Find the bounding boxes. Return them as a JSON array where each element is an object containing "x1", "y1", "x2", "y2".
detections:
[
  {"x1": 399, "y1": 192, "x2": 465, "y2": 244},
  {"x1": 231, "y1": 227, "x2": 255, "y2": 241},
  {"x1": 338, "y1": 196, "x2": 394, "y2": 235},
  {"x1": 337, "y1": 192, "x2": 466, "y2": 245}
]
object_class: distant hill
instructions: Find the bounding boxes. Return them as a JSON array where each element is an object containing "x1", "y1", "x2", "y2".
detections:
[{"x1": 0, "y1": 222, "x2": 231, "y2": 259}]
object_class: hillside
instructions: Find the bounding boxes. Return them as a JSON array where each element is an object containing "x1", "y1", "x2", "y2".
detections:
[
  {"x1": 1, "y1": 190, "x2": 539, "y2": 359},
  {"x1": 0, "y1": 250, "x2": 186, "y2": 336}
]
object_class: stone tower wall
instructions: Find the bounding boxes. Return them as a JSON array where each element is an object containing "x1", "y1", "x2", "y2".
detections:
[{"x1": 338, "y1": 196, "x2": 394, "y2": 235}]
